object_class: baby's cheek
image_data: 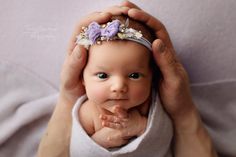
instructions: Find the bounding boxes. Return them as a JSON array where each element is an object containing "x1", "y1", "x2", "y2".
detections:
[
  {"x1": 133, "y1": 85, "x2": 151, "y2": 103},
  {"x1": 87, "y1": 85, "x2": 107, "y2": 103}
]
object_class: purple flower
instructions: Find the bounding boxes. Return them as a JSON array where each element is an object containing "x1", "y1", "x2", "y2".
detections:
[
  {"x1": 101, "y1": 20, "x2": 120, "y2": 38},
  {"x1": 87, "y1": 22, "x2": 101, "y2": 43}
]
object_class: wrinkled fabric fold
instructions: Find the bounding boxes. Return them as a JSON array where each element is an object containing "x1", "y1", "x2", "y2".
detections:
[{"x1": 70, "y1": 92, "x2": 173, "y2": 157}]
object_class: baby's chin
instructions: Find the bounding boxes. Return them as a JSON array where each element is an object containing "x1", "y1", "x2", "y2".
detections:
[
  {"x1": 96, "y1": 103, "x2": 117, "y2": 115},
  {"x1": 99, "y1": 100, "x2": 140, "y2": 114},
  {"x1": 100, "y1": 101, "x2": 124, "y2": 113}
]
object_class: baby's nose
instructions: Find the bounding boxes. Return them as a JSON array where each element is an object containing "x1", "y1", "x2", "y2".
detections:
[{"x1": 110, "y1": 78, "x2": 127, "y2": 93}]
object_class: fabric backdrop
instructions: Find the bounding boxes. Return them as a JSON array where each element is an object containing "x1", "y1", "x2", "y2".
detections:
[{"x1": 0, "y1": 0, "x2": 235, "y2": 157}]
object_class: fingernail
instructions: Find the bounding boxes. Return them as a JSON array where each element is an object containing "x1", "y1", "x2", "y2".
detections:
[
  {"x1": 114, "y1": 107, "x2": 119, "y2": 112},
  {"x1": 100, "y1": 12, "x2": 107, "y2": 15},
  {"x1": 158, "y1": 42, "x2": 166, "y2": 53},
  {"x1": 75, "y1": 46, "x2": 82, "y2": 59},
  {"x1": 101, "y1": 115, "x2": 106, "y2": 120},
  {"x1": 121, "y1": 6, "x2": 129, "y2": 9},
  {"x1": 127, "y1": 131, "x2": 130, "y2": 136},
  {"x1": 122, "y1": 118, "x2": 128, "y2": 122}
]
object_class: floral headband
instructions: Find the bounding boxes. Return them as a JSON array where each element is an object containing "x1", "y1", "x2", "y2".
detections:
[{"x1": 76, "y1": 19, "x2": 152, "y2": 51}]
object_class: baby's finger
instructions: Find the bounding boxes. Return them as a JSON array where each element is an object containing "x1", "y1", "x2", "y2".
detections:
[
  {"x1": 100, "y1": 114, "x2": 124, "y2": 123},
  {"x1": 102, "y1": 121, "x2": 123, "y2": 129},
  {"x1": 114, "y1": 106, "x2": 128, "y2": 118},
  {"x1": 68, "y1": 12, "x2": 112, "y2": 54}
]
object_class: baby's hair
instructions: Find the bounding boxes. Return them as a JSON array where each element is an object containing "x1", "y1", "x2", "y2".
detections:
[{"x1": 111, "y1": 15, "x2": 155, "y2": 44}]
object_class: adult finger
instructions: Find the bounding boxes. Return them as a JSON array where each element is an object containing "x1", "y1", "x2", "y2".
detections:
[
  {"x1": 152, "y1": 39, "x2": 181, "y2": 81},
  {"x1": 128, "y1": 8, "x2": 173, "y2": 49},
  {"x1": 102, "y1": 5, "x2": 129, "y2": 15},
  {"x1": 68, "y1": 12, "x2": 112, "y2": 54},
  {"x1": 120, "y1": 0, "x2": 141, "y2": 10},
  {"x1": 61, "y1": 45, "x2": 87, "y2": 91}
]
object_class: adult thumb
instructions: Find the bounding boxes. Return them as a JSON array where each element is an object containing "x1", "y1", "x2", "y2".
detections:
[
  {"x1": 61, "y1": 45, "x2": 87, "y2": 90},
  {"x1": 152, "y1": 39, "x2": 179, "y2": 80}
]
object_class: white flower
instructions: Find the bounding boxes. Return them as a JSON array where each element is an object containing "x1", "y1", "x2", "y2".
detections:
[
  {"x1": 135, "y1": 31, "x2": 142, "y2": 39},
  {"x1": 76, "y1": 35, "x2": 92, "y2": 49}
]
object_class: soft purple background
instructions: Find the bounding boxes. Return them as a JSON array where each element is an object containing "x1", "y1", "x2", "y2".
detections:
[
  {"x1": 1, "y1": 0, "x2": 235, "y2": 88},
  {"x1": 1, "y1": 1, "x2": 236, "y2": 156}
]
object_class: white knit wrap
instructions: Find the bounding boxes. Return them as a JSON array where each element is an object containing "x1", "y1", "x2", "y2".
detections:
[{"x1": 70, "y1": 91, "x2": 173, "y2": 157}]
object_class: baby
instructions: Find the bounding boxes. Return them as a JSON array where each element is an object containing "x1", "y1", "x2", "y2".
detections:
[{"x1": 70, "y1": 15, "x2": 172, "y2": 156}]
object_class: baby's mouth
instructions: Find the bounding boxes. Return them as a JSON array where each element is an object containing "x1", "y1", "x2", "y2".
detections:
[
  {"x1": 106, "y1": 99, "x2": 128, "y2": 110},
  {"x1": 109, "y1": 96, "x2": 128, "y2": 100},
  {"x1": 106, "y1": 98, "x2": 128, "y2": 106},
  {"x1": 108, "y1": 99, "x2": 128, "y2": 102},
  {"x1": 109, "y1": 98, "x2": 127, "y2": 100}
]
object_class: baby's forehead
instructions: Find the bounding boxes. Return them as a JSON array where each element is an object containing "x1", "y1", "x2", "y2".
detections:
[
  {"x1": 89, "y1": 40, "x2": 150, "y2": 55},
  {"x1": 87, "y1": 41, "x2": 151, "y2": 69}
]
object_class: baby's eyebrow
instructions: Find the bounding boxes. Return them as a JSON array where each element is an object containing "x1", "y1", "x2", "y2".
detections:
[
  {"x1": 95, "y1": 65, "x2": 109, "y2": 71},
  {"x1": 130, "y1": 64, "x2": 147, "y2": 70},
  {"x1": 94, "y1": 64, "x2": 148, "y2": 72},
  {"x1": 136, "y1": 64, "x2": 146, "y2": 69}
]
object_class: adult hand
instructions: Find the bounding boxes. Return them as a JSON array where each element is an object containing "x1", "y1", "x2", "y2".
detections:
[
  {"x1": 37, "y1": 12, "x2": 114, "y2": 157},
  {"x1": 60, "y1": 12, "x2": 114, "y2": 105},
  {"x1": 38, "y1": 6, "x2": 131, "y2": 157},
  {"x1": 120, "y1": 1, "x2": 218, "y2": 157},
  {"x1": 120, "y1": 0, "x2": 195, "y2": 127}
]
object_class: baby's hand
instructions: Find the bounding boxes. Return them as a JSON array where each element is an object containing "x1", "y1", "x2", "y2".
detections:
[
  {"x1": 100, "y1": 106, "x2": 147, "y2": 137},
  {"x1": 92, "y1": 127, "x2": 129, "y2": 148}
]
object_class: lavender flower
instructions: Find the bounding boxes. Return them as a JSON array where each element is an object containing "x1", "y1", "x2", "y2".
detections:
[
  {"x1": 87, "y1": 22, "x2": 101, "y2": 43},
  {"x1": 101, "y1": 20, "x2": 120, "y2": 38}
]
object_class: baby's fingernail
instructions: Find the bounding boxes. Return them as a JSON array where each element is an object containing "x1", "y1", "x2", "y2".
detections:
[
  {"x1": 101, "y1": 115, "x2": 106, "y2": 120},
  {"x1": 158, "y1": 41, "x2": 166, "y2": 53},
  {"x1": 121, "y1": 122, "x2": 127, "y2": 128},
  {"x1": 114, "y1": 107, "x2": 119, "y2": 112},
  {"x1": 127, "y1": 131, "x2": 130, "y2": 136},
  {"x1": 122, "y1": 118, "x2": 128, "y2": 122}
]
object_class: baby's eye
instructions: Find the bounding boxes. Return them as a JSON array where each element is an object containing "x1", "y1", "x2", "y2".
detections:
[
  {"x1": 96, "y1": 72, "x2": 108, "y2": 79},
  {"x1": 129, "y1": 72, "x2": 141, "y2": 79}
]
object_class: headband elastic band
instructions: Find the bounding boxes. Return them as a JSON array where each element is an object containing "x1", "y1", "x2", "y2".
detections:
[{"x1": 76, "y1": 18, "x2": 152, "y2": 51}]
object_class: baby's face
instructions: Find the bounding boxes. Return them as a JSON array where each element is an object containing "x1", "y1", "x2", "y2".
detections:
[{"x1": 83, "y1": 40, "x2": 152, "y2": 113}]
